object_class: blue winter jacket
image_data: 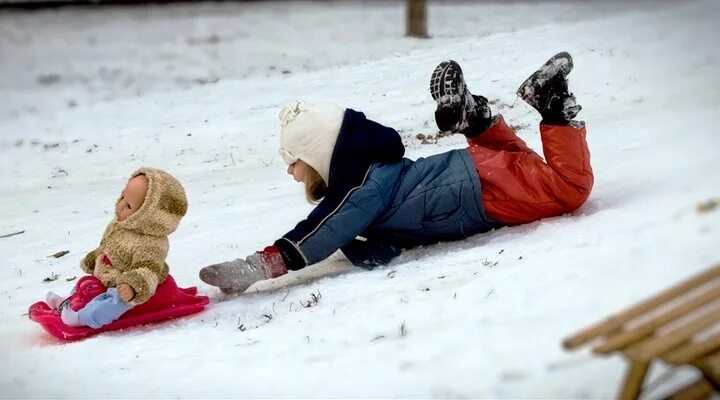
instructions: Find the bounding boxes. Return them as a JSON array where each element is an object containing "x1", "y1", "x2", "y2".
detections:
[{"x1": 273, "y1": 109, "x2": 499, "y2": 270}]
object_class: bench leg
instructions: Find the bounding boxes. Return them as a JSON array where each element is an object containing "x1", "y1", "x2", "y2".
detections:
[
  {"x1": 700, "y1": 369, "x2": 720, "y2": 392},
  {"x1": 664, "y1": 377, "x2": 712, "y2": 400},
  {"x1": 619, "y1": 360, "x2": 650, "y2": 400}
]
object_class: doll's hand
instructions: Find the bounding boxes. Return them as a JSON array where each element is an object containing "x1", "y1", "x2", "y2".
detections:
[{"x1": 117, "y1": 284, "x2": 135, "y2": 302}]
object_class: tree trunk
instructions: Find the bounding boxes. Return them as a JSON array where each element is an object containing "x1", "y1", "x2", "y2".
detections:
[{"x1": 406, "y1": 0, "x2": 429, "y2": 38}]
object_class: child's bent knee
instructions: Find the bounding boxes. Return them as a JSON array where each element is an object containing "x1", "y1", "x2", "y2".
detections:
[{"x1": 562, "y1": 177, "x2": 593, "y2": 211}]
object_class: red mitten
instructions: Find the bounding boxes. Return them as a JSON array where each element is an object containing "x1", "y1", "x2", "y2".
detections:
[{"x1": 257, "y1": 246, "x2": 288, "y2": 278}]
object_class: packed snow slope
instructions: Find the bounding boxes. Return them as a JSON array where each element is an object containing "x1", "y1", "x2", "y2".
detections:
[{"x1": 1, "y1": 0, "x2": 719, "y2": 397}]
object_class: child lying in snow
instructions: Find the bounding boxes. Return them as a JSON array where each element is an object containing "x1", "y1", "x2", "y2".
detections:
[
  {"x1": 199, "y1": 52, "x2": 594, "y2": 294},
  {"x1": 46, "y1": 168, "x2": 188, "y2": 328}
]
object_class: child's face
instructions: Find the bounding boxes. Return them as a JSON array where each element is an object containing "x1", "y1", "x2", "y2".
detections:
[
  {"x1": 286, "y1": 160, "x2": 308, "y2": 183},
  {"x1": 116, "y1": 175, "x2": 149, "y2": 221}
]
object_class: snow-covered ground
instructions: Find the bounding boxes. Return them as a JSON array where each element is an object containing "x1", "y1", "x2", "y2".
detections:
[{"x1": 1, "y1": 0, "x2": 719, "y2": 397}]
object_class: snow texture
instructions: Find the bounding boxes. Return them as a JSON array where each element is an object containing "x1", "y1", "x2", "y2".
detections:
[{"x1": 1, "y1": 0, "x2": 719, "y2": 397}]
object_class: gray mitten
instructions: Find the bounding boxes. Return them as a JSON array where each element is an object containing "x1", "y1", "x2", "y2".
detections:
[{"x1": 199, "y1": 254, "x2": 269, "y2": 294}]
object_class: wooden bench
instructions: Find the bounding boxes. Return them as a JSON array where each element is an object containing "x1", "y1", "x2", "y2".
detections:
[{"x1": 563, "y1": 264, "x2": 720, "y2": 399}]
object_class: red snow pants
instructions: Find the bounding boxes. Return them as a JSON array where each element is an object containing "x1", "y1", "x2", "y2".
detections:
[{"x1": 468, "y1": 115, "x2": 593, "y2": 224}]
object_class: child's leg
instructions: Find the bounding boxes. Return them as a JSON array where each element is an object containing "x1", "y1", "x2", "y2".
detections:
[
  {"x1": 470, "y1": 122, "x2": 593, "y2": 224},
  {"x1": 466, "y1": 115, "x2": 535, "y2": 154},
  {"x1": 471, "y1": 51, "x2": 592, "y2": 224},
  {"x1": 61, "y1": 288, "x2": 132, "y2": 328},
  {"x1": 540, "y1": 122, "x2": 594, "y2": 207}
]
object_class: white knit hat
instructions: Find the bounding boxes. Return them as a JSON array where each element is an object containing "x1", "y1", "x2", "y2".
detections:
[{"x1": 278, "y1": 100, "x2": 345, "y2": 184}]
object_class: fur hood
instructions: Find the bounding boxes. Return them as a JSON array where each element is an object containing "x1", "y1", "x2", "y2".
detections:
[{"x1": 115, "y1": 167, "x2": 188, "y2": 237}]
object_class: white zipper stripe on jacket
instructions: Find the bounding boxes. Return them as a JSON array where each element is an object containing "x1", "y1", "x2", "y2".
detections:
[{"x1": 298, "y1": 166, "x2": 373, "y2": 245}]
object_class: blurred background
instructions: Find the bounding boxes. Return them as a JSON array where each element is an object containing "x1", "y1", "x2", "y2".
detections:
[{"x1": 1, "y1": 0, "x2": 676, "y2": 121}]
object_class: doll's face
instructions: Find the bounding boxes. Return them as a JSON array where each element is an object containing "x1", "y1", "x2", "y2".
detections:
[
  {"x1": 116, "y1": 175, "x2": 149, "y2": 221},
  {"x1": 286, "y1": 159, "x2": 308, "y2": 183}
]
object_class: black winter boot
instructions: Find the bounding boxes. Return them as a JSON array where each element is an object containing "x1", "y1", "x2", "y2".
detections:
[
  {"x1": 516, "y1": 51, "x2": 582, "y2": 125},
  {"x1": 430, "y1": 60, "x2": 492, "y2": 137}
]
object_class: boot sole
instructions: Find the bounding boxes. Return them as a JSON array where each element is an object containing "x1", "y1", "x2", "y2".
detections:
[
  {"x1": 516, "y1": 51, "x2": 574, "y2": 100},
  {"x1": 430, "y1": 60, "x2": 464, "y2": 101}
]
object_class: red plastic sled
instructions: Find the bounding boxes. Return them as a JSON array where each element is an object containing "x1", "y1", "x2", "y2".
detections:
[{"x1": 29, "y1": 274, "x2": 209, "y2": 341}]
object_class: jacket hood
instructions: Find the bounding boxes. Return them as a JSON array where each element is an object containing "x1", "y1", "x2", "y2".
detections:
[
  {"x1": 116, "y1": 167, "x2": 188, "y2": 237},
  {"x1": 328, "y1": 109, "x2": 405, "y2": 189}
]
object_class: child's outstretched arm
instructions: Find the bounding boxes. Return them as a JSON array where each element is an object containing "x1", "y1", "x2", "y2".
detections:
[
  {"x1": 275, "y1": 178, "x2": 388, "y2": 270},
  {"x1": 201, "y1": 176, "x2": 390, "y2": 292}
]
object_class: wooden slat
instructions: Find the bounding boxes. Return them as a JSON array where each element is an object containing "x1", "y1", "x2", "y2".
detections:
[
  {"x1": 697, "y1": 352, "x2": 720, "y2": 378},
  {"x1": 619, "y1": 360, "x2": 650, "y2": 400},
  {"x1": 695, "y1": 353, "x2": 720, "y2": 394},
  {"x1": 593, "y1": 286, "x2": 720, "y2": 354},
  {"x1": 563, "y1": 265, "x2": 720, "y2": 350},
  {"x1": 626, "y1": 305, "x2": 720, "y2": 361},
  {"x1": 664, "y1": 377, "x2": 713, "y2": 400},
  {"x1": 663, "y1": 333, "x2": 720, "y2": 364}
]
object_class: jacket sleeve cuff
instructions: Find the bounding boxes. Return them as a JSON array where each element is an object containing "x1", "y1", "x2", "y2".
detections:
[
  {"x1": 116, "y1": 267, "x2": 161, "y2": 305},
  {"x1": 81, "y1": 249, "x2": 98, "y2": 274},
  {"x1": 257, "y1": 246, "x2": 289, "y2": 278},
  {"x1": 273, "y1": 238, "x2": 308, "y2": 271}
]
